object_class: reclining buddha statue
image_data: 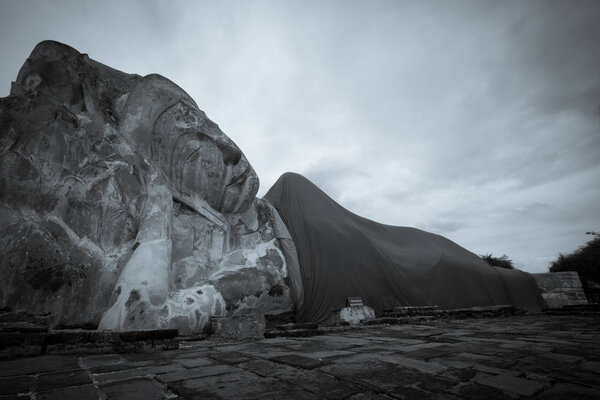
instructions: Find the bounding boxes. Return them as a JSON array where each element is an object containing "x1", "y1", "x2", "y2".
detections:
[{"x1": 0, "y1": 41, "x2": 545, "y2": 332}]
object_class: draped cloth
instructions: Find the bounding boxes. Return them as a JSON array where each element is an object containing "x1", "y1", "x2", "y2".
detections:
[
  {"x1": 265, "y1": 173, "x2": 545, "y2": 323},
  {"x1": 264, "y1": 201, "x2": 305, "y2": 311}
]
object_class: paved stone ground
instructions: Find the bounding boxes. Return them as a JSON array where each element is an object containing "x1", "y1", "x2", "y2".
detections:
[{"x1": 0, "y1": 315, "x2": 599, "y2": 399}]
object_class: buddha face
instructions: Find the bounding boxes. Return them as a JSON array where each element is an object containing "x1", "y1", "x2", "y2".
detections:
[{"x1": 152, "y1": 99, "x2": 259, "y2": 214}]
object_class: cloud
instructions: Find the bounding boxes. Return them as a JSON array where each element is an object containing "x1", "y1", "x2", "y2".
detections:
[{"x1": 0, "y1": 0, "x2": 598, "y2": 273}]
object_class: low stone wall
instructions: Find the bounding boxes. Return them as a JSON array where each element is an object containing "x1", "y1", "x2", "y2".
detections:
[
  {"x1": 532, "y1": 271, "x2": 588, "y2": 308},
  {"x1": 378, "y1": 305, "x2": 523, "y2": 321},
  {"x1": 0, "y1": 325, "x2": 179, "y2": 359},
  {"x1": 265, "y1": 305, "x2": 526, "y2": 338}
]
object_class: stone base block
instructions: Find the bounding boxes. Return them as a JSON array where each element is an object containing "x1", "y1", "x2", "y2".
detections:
[
  {"x1": 339, "y1": 306, "x2": 375, "y2": 325},
  {"x1": 204, "y1": 314, "x2": 265, "y2": 341},
  {"x1": 532, "y1": 272, "x2": 588, "y2": 308}
]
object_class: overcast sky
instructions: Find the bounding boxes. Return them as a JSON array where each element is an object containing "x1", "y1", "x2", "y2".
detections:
[{"x1": 1, "y1": 0, "x2": 599, "y2": 273}]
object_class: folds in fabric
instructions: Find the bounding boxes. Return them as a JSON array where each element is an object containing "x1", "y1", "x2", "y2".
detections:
[{"x1": 265, "y1": 173, "x2": 545, "y2": 323}]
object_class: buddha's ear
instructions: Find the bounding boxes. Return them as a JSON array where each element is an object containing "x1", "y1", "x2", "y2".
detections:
[
  {"x1": 10, "y1": 41, "x2": 86, "y2": 112},
  {"x1": 117, "y1": 74, "x2": 192, "y2": 155}
]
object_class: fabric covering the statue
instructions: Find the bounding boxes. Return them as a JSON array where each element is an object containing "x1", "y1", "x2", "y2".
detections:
[{"x1": 265, "y1": 172, "x2": 546, "y2": 323}]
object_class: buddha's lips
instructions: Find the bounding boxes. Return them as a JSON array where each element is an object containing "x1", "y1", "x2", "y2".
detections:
[
  {"x1": 220, "y1": 164, "x2": 259, "y2": 213},
  {"x1": 226, "y1": 166, "x2": 250, "y2": 188}
]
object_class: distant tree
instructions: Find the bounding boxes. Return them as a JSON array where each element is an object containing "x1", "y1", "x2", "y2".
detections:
[
  {"x1": 480, "y1": 254, "x2": 515, "y2": 269},
  {"x1": 549, "y1": 236, "x2": 600, "y2": 293}
]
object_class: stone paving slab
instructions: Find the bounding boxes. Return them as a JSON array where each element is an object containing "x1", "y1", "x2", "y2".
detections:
[
  {"x1": 207, "y1": 351, "x2": 250, "y2": 365},
  {"x1": 101, "y1": 378, "x2": 167, "y2": 400},
  {"x1": 474, "y1": 373, "x2": 548, "y2": 396},
  {"x1": 156, "y1": 364, "x2": 237, "y2": 383},
  {"x1": 93, "y1": 363, "x2": 183, "y2": 384},
  {"x1": 172, "y1": 357, "x2": 213, "y2": 368},
  {"x1": 269, "y1": 354, "x2": 327, "y2": 369},
  {"x1": 37, "y1": 370, "x2": 92, "y2": 391},
  {"x1": 0, "y1": 315, "x2": 599, "y2": 399},
  {"x1": 36, "y1": 384, "x2": 99, "y2": 400}
]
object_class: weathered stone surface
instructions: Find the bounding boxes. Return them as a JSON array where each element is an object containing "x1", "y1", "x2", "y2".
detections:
[
  {"x1": 0, "y1": 41, "x2": 295, "y2": 332},
  {"x1": 37, "y1": 370, "x2": 92, "y2": 392},
  {"x1": 156, "y1": 364, "x2": 237, "y2": 383},
  {"x1": 0, "y1": 331, "x2": 45, "y2": 353},
  {"x1": 170, "y1": 372, "x2": 291, "y2": 400},
  {"x1": 0, "y1": 327, "x2": 181, "y2": 359},
  {"x1": 36, "y1": 385, "x2": 99, "y2": 400},
  {"x1": 0, "y1": 355, "x2": 80, "y2": 377},
  {"x1": 536, "y1": 383, "x2": 600, "y2": 400},
  {"x1": 207, "y1": 351, "x2": 250, "y2": 365},
  {"x1": 80, "y1": 354, "x2": 123, "y2": 369},
  {"x1": 270, "y1": 354, "x2": 327, "y2": 369},
  {"x1": 276, "y1": 322, "x2": 318, "y2": 331},
  {"x1": 0, "y1": 315, "x2": 599, "y2": 399},
  {"x1": 205, "y1": 313, "x2": 266, "y2": 341},
  {"x1": 451, "y1": 382, "x2": 509, "y2": 400},
  {"x1": 0, "y1": 322, "x2": 48, "y2": 333},
  {"x1": 378, "y1": 355, "x2": 447, "y2": 374},
  {"x1": 533, "y1": 271, "x2": 588, "y2": 308},
  {"x1": 93, "y1": 364, "x2": 182, "y2": 384},
  {"x1": 339, "y1": 305, "x2": 376, "y2": 325},
  {"x1": 473, "y1": 373, "x2": 548, "y2": 396},
  {"x1": 100, "y1": 379, "x2": 168, "y2": 400},
  {"x1": 0, "y1": 375, "x2": 34, "y2": 395},
  {"x1": 173, "y1": 357, "x2": 213, "y2": 368}
]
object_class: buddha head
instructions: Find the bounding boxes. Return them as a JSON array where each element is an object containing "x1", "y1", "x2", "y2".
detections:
[
  {"x1": 116, "y1": 74, "x2": 259, "y2": 215},
  {"x1": 13, "y1": 40, "x2": 259, "y2": 216}
]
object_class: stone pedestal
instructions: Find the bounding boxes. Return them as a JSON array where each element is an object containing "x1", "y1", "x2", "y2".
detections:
[
  {"x1": 204, "y1": 314, "x2": 266, "y2": 341},
  {"x1": 339, "y1": 305, "x2": 375, "y2": 325},
  {"x1": 532, "y1": 271, "x2": 588, "y2": 308}
]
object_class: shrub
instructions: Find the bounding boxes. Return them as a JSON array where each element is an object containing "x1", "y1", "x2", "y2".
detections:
[
  {"x1": 549, "y1": 237, "x2": 600, "y2": 291},
  {"x1": 480, "y1": 254, "x2": 514, "y2": 269}
]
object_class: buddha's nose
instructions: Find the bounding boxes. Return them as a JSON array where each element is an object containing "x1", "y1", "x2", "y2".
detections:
[{"x1": 217, "y1": 141, "x2": 242, "y2": 166}]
